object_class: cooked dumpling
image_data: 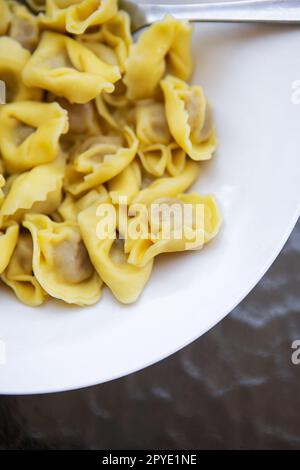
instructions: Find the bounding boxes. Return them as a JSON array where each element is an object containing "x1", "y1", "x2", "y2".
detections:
[
  {"x1": 22, "y1": 31, "x2": 121, "y2": 104},
  {"x1": 138, "y1": 144, "x2": 170, "y2": 178},
  {"x1": 161, "y1": 75, "x2": 217, "y2": 161},
  {"x1": 0, "y1": 175, "x2": 5, "y2": 207},
  {"x1": 39, "y1": 0, "x2": 118, "y2": 35},
  {"x1": 166, "y1": 143, "x2": 186, "y2": 177},
  {"x1": 128, "y1": 193, "x2": 221, "y2": 267},
  {"x1": 0, "y1": 37, "x2": 42, "y2": 103},
  {"x1": 124, "y1": 160, "x2": 199, "y2": 254},
  {"x1": 65, "y1": 127, "x2": 138, "y2": 196},
  {"x1": 0, "y1": 158, "x2": 65, "y2": 223},
  {"x1": 78, "y1": 10, "x2": 132, "y2": 73},
  {"x1": 57, "y1": 185, "x2": 109, "y2": 222},
  {"x1": 8, "y1": 1, "x2": 40, "y2": 51},
  {"x1": 0, "y1": 101, "x2": 68, "y2": 173},
  {"x1": 0, "y1": 222, "x2": 19, "y2": 274},
  {"x1": 124, "y1": 15, "x2": 192, "y2": 100},
  {"x1": 135, "y1": 101, "x2": 171, "y2": 147},
  {"x1": 78, "y1": 200, "x2": 153, "y2": 304},
  {"x1": 25, "y1": 0, "x2": 46, "y2": 12},
  {"x1": 23, "y1": 214, "x2": 102, "y2": 305},
  {"x1": 132, "y1": 159, "x2": 199, "y2": 206},
  {"x1": 108, "y1": 160, "x2": 141, "y2": 204},
  {"x1": 0, "y1": 0, "x2": 12, "y2": 35},
  {"x1": 1, "y1": 230, "x2": 46, "y2": 307}
]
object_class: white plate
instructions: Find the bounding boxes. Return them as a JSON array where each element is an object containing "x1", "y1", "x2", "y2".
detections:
[{"x1": 0, "y1": 22, "x2": 300, "y2": 394}]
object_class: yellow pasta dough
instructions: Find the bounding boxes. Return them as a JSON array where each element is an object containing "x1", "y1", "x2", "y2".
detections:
[
  {"x1": 8, "y1": 1, "x2": 40, "y2": 51},
  {"x1": 22, "y1": 31, "x2": 121, "y2": 103},
  {"x1": 124, "y1": 15, "x2": 192, "y2": 100},
  {"x1": 65, "y1": 126, "x2": 138, "y2": 195},
  {"x1": 0, "y1": 0, "x2": 12, "y2": 35},
  {"x1": 0, "y1": 2, "x2": 221, "y2": 308},
  {"x1": 128, "y1": 193, "x2": 221, "y2": 267},
  {"x1": 24, "y1": 213, "x2": 102, "y2": 305},
  {"x1": 0, "y1": 37, "x2": 42, "y2": 103},
  {"x1": 0, "y1": 157, "x2": 65, "y2": 222},
  {"x1": 1, "y1": 230, "x2": 47, "y2": 307},
  {"x1": 78, "y1": 200, "x2": 153, "y2": 304},
  {"x1": 0, "y1": 221, "x2": 19, "y2": 274},
  {"x1": 0, "y1": 101, "x2": 68, "y2": 173},
  {"x1": 40, "y1": 0, "x2": 118, "y2": 35},
  {"x1": 25, "y1": 0, "x2": 46, "y2": 12},
  {"x1": 161, "y1": 75, "x2": 217, "y2": 161},
  {"x1": 57, "y1": 185, "x2": 109, "y2": 222},
  {"x1": 78, "y1": 10, "x2": 131, "y2": 72}
]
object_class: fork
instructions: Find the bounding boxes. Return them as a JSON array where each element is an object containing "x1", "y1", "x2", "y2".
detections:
[{"x1": 120, "y1": 0, "x2": 300, "y2": 32}]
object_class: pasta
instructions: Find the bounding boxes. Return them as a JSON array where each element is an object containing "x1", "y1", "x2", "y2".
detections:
[
  {"x1": 124, "y1": 15, "x2": 192, "y2": 100},
  {"x1": 8, "y1": 1, "x2": 40, "y2": 51},
  {"x1": 78, "y1": 200, "x2": 153, "y2": 304},
  {"x1": 22, "y1": 31, "x2": 120, "y2": 103},
  {"x1": 1, "y1": 230, "x2": 47, "y2": 306},
  {"x1": 0, "y1": 1, "x2": 221, "y2": 307},
  {"x1": 161, "y1": 75, "x2": 217, "y2": 161},
  {"x1": 24, "y1": 213, "x2": 102, "y2": 305},
  {"x1": 0, "y1": 157, "x2": 65, "y2": 222},
  {"x1": 0, "y1": 37, "x2": 42, "y2": 103},
  {"x1": 0, "y1": 0, "x2": 11, "y2": 35}
]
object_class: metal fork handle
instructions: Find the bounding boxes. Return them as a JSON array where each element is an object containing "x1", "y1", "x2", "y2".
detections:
[{"x1": 121, "y1": 0, "x2": 300, "y2": 31}]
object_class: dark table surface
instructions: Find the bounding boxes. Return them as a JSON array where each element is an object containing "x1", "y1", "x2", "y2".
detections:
[{"x1": 0, "y1": 220, "x2": 299, "y2": 450}]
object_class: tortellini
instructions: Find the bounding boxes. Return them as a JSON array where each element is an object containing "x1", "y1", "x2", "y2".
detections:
[
  {"x1": 161, "y1": 76, "x2": 217, "y2": 161},
  {"x1": 25, "y1": 0, "x2": 46, "y2": 13},
  {"x1": 0, "y1": 37, "x2": 41, "y2": 103},
  {"x1": 1, "y1": 230, "x2": 46, "y2": 307},
  {"x1": 8, "y1": 1, "x2": 40, "y2": 51},
  {"x1": 78, "y1": 10, "x2": 131, "y2": 72},
  {"x1": 65, "y1": 127, "x2": 138, "y2": 195},
  {"x1": 40, "y1": 0, "x2": 118, "y2": 35},
  {"x1": 0, "y1": 2, "x2": 221, "y2": 308},
  {"x1": 24, "y1": 214, "x2": 102, "y2": 305},
  {"x1": 0, "y1": 101, "x2": 68, "y2": 172},
  {"x1": 22, "y1": 31, "x2": 121, "y2": 103},
  {"x1": 78, "y1": 201, "x2": 153, "y2": 304},
  {"x1": 0, "y1": 0, "x2": 11, "y2": 35},
  {"x1": 124, "y1": 15, "x2": 192, "y2": 100},
  {"x1": 127, "y1": 194, "x2": 221, "y2": 267},
  {"x1": 135, "y1": 101, "x2": 171, "y2": 147},
  {"x1": 0, "y1": 222, "x2": 19, "y2": 274},
  {"x1": 0, "y1": 175, "x2": 5, "y2": 206},
  {"x1": 0, "y1": 158, "x2": 65, "y2": 222}
]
